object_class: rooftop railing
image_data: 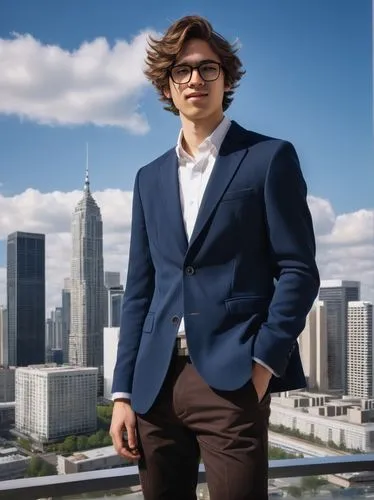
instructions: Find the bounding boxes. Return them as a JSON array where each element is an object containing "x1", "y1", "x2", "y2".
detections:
[{"x1": 1, "y1": 454, "x2": 374, "y2": 499}]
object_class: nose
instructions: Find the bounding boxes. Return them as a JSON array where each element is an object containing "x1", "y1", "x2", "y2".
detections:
[{"x1": 189, "y1": 67, "x2": 204, "y2": 86}]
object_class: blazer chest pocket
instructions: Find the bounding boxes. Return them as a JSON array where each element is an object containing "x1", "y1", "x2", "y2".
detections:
[
  {"x1": 220, "y1": 187, "x2": 254, "y2": 203},
  {"x1": 142, "y1": 312, "x2": 155, "y2": 334},
  {"x1": 225, "y1": 296, "x2": 270, "y2": 315}
]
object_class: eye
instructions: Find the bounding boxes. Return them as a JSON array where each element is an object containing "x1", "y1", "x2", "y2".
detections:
[
  {"x1": 174, "y1": 67, "x2": 189, "y2": 76},
  {"x1": 200, "y1": 63, "x2": 219, "y2": 77}
]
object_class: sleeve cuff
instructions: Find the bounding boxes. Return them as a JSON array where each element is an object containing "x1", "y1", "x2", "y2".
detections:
[
  {"x1": 253, "y1": 357, "x2": 280, "y2": 377},
  {"x1": 112, "y1": 392, "x2": 132, "y2": 401}
]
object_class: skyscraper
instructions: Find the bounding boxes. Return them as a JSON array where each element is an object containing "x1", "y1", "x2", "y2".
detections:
[
  {"x1": 46, "y1": 307, "x2": 63, "y2": 362},
  {"x1": 299, "y1": 300, "x2": 328, "y2": 393},
  {"x1": 69, "y1": 166, "x2": 105, "y2": 368},
  {"x1": 104, "y1": 272, "x2": 121, "y2": 289},
  {"x1": 319, "y1": 280, "x2": 360, "y2": 394},
  {"x1": 61, "y1": 278, "x2": 71, "y2": 364},
  {"x1": 107, "y1": 286, "x2": 124, "y2": 328},
  {"x1": 103, "y1": 272, "x2": 122, "y2": 327},
  {"x1": 7, "y1": 232, "x2": 45, "y2": 366},
  {"x1": 347, "y1": 301, "x2": 373, "y2": 399},
  {"x1": 0, "y1": 306, "x2": 8, "y2": 366}
]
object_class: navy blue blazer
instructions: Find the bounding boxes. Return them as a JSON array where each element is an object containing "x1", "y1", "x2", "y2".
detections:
[{"x1": 112, "y1": 121, "x2": 320, "y2": 414}]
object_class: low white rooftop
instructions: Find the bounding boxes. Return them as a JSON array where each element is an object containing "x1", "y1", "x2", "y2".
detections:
[
  {"x1": 320, "y1": 279, "x2": 360, "y2": 288},
  {"x1": 0, "y1": 447, "x2": 29, "y2": 464},
  {"x1": 65, "y1": 446, "x2": 116, "y2": 463},
  {"x1": 17, "y1": 364, "x2": 98, "y2": 374}
]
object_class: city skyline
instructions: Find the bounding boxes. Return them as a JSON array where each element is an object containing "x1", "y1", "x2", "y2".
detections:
[
  {"x1": 0, "y1": 0, "x2": 372, "y2": 311},
  {"x1": 0, "y1": 2, "x2": 372, "y2": 494}
]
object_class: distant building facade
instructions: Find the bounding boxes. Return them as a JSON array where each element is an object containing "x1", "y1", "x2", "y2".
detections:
[
  {"x1": 299, "y1": 301, "x2": 328, "y2": 392},
  {"x1": 319, "y1": 280, "x2": 360, "y2": 393},
  {"x1": 347, "y1": 301, "x2": 373, "y2": 399},
  {"x1": 0, "y1": 307, "x2": 8, "y2": 366},
  {"x1": 7, "y1": 232, "x2": 45, "y2": 366},
  {"x1": 15, "y1": 365, "x2": 97, "y2": 443}
]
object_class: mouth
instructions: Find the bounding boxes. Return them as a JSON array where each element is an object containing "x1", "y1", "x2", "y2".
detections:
[{"x1": 186, "y1": 93, "x2": 208, "y2": 100}]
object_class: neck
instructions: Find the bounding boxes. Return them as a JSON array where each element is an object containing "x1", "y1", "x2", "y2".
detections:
[{"x1": 180, "y1": 111, "x2": 224, "y2": 157}]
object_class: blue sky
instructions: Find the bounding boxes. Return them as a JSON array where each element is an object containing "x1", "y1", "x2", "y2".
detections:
[
  {"x1": 0, "y1": 0, "x2": 372, "y2": 207},
  {"x1": 0, "y1": 0, "x2": 373, "y2": 307}
]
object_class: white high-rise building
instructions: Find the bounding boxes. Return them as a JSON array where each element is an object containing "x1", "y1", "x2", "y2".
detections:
[
  {"x1": 103, "y1": 327, "x2": 120, "y2": 400},
  {"x1": 347, "y1": 301, "x2": 373, "y2": 399},
  {"x1": 69, "y1": 165, "x2": 105, "y2": 368},
  {"x1": 299, "y1": 301, "x2": 328, "y2": 392},
  {"x1": 15, "y1": 365, "x2": 97, "y2": 443}
]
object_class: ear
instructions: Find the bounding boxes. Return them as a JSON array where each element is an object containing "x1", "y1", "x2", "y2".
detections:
[
  {"x1": 163, "y1": 86, "x2": 171, "y2": 99},
  {"x1": 224, "y1": 82, "x2": 231, "y2": 92}
]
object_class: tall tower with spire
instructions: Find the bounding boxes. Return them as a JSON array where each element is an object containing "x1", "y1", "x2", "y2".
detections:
[{"x1": 69, "y1": 147, "x2": 105, "y2": 368}]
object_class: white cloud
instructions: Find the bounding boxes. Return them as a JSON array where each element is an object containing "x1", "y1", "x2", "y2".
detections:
[
  {"x1": 308, "y1": 198, "x2": 374, "y2": 301},
  {"x1": 0, "y1": 190, "x2": 372, "y2": 313},
  {"x1": 0, "y1": 31, "x2": 157, "y2": 133},
  {"x1": 0, "y1": 188, "x2": 133, "y2": 313},
  {"x1": 307, "y1": 196, "x2": 336, "y2": 236},
  {"x1": 319, "y1": 210, "x2": 373, "y2": 246}
]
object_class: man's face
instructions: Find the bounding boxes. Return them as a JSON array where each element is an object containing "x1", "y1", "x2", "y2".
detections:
[{"x1": 164, "y1": 38, "x2": 229, "y2": 121}]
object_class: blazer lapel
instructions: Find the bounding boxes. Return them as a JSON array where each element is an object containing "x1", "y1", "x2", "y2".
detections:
[
  {"x1": 188, "y1": 122, "x2": 249, "y2": 250},
  {"x1": 159, "y1": 150, "x2": 188, "y2": 255}
]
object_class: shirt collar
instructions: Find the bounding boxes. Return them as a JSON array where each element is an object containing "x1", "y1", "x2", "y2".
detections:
[{"x1": 176, "y1": 116, "x2": 231, "y2": 161}]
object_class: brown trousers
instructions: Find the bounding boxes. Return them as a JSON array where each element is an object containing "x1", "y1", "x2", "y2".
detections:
[{"x1": 136, "y1": 355, "x2": 271, "y2": 500}]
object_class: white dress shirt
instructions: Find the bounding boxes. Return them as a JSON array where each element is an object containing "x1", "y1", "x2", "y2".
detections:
[
  {"x1": 112, "y1": 116, "x2": 276, "y2": 402},
  {"x1": 176, "y1": 116, "x2": 232, "y2": 338}
]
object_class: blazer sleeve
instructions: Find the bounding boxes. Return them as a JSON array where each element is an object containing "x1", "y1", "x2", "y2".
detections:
[
  {"x1": 111, "y1": 168, "x2": 155, "y2": 393},
  {"x1": 252, "y1": 141, "x2": 320, "y2": 376}
]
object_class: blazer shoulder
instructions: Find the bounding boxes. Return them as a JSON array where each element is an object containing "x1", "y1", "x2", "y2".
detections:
[
  {"x1": 230, "y1": 121, "x2": 293, "y2": 154},
  {"x1": 139, "y1": 148, "x2": 175, "y2": 175}
]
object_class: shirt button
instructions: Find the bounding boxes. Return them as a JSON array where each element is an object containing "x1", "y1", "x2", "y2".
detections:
[
  {"x1": 171, "y1": 315, "x2": 180, "y2": 325},
  {"x1": 185, "y1": 266, "x2": 195, "y2": 275}
]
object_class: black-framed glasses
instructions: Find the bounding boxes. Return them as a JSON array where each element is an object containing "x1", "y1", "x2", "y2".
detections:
[{"x1": 170, "y1": 61, "x2": 222, "y2": 84}]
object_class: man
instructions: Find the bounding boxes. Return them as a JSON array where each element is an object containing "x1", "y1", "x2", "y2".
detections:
[{"x1": 110, "y1": 15, "x2": 320, "y2": 500}]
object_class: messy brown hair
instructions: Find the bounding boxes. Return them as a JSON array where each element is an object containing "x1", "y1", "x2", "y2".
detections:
[{"x1": 144, "y1": 15, "x2": 245, "y2": 115}]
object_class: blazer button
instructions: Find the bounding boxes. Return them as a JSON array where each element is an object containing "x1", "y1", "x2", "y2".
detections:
[
  {"x1": 185, "y1": 266, "x2": 195, "y2": 275},
  {"x1": 171, "y1": 315, "x2": 180, "y2": 325}
]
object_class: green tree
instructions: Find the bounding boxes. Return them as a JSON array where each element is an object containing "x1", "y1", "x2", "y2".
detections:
[
  {"x1": 25, "y1": 457, "x2": 42, "y2": 477},
  {"x1": 38, "y1": 461, "x2": 57, "y2": 477},
  {"x1": 285, "y1": 485, "x2": 303, "y2": 498},
  {"x1": 18, "y1": 437, "x2": 31, "y2": 451},
  {"x1": 87, "y1": 434, "x2": 99, "y2": 448},
  {"x1": 76, "y1": 435, "x2": 89, "y2": 451},
  {"x1": 103, "y1": 434, "x2": 112, "y2": 446},
  {"x1": 97, "y1": 405, "x2": 113, "y2": 430},
  {"x1": 61, "y1": 435, "x2": 77, "y2": 453},
  {"x1": 25, "y1": 456, "x2": 56, "y2": 478},
  {"x1": 268, "y1": 446, "x2": 300, "y2": 460},
  {"x1": 301, "y1": 475, "x2": 327, "y2": 494},
  {"x1": 96, "y1": 429, "x2": 107, "y2": 444}
]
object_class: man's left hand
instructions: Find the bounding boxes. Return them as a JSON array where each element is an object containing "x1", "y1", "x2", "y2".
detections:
[{"x1": 251, "y1": 362, "x2": 272, "y2": 403}]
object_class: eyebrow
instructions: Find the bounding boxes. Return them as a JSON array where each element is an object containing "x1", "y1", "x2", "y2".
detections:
[{"x1": 173, "y1": 58, "x2": 220, "y2": 67}]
